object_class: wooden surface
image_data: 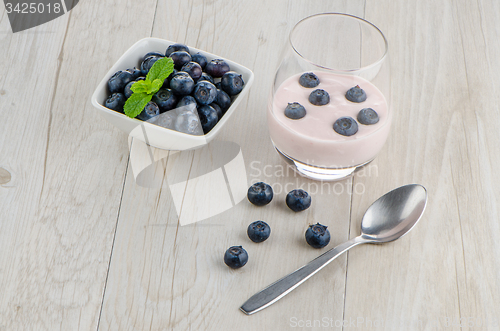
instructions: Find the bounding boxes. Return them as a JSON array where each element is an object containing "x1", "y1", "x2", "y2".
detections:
[{"x1": 1, "y1": 0, "x2": 499, "y2": 330}]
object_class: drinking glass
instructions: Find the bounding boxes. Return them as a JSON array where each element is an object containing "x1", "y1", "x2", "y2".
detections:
[{"x1": 267, "y1": 13, "x2": 391, "y2": 180}]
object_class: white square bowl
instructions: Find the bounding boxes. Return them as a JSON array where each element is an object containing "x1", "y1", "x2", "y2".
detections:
[{"x1": 91, "y1": 37, "x2": 254, "y2": 151}]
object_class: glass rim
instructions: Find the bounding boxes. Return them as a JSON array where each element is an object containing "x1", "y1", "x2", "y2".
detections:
[{"x1": 289, "y1": 12, "x2": 389, "y2": 72}]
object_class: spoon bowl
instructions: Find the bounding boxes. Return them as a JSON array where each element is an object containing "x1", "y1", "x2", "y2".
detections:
[{"x1": 240, "y1": 184, "x2": 428, "y2": 315}]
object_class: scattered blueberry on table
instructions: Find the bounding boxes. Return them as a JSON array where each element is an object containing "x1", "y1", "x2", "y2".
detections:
[
  {"x1": 286, "y1": 189, "x2": 312, "y2": 212},
  {"x1": 247, "y1": 182, "x2": 274, "y2": 206},
  {"x1": 224, "y1": 246, "x2": 249, "y2": 269},
  {"x1": 247, "y1": 221, "x2": 271, "y2": 243},
  {"x1": 305, "y1": 223, "x2": 331, "y2": 248}
]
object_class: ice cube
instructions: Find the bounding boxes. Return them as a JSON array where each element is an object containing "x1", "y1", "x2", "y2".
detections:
[{"x1": 150, "y1": 103, "x2": 203, "y2": 136}]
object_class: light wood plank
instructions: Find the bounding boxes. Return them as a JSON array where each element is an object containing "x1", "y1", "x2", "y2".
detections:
[
  {"x1": 99, "y1": 1, "x2": 366, "y2": 330},
  {"x1": 0, "y1": 0, "x2": 158, "y2": 329}
]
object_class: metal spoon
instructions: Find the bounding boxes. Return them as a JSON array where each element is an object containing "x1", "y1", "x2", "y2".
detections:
[{"x1": 240, "y1": 184, "x2": 427, "y2": 315}]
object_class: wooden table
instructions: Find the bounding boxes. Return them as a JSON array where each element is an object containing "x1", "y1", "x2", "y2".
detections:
[{"x1": 1, "y1": 0, "x2": 499, "y2": 330}]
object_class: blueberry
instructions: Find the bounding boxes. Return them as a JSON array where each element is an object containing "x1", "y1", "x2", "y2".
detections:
[
  {"x1": 193, "y1": 81, "x2": 217, "y2": 105},
  {"x1": 345, "y1": 85, "x2": 367, "y2": 102},
  {"x1": 142, "y1": 52, "x2": 164, "y2": 62},
  {"x1": 105, "y1": 93, "x2": 126, "y2": 112},
  {"x1": 308, "y1": 89, "x2": 330, "y2": 106},
  {"x1": 286, "y1": 189, "x2": 311, "y2": 212},
  {"x1": 169, "y1": 73, "x2": 195, "y2": 96},
  {"x1": 177, "y1": 95, "x2": 197, "y2": 109},
  {"x1": 224, "y1": 246, "x2": 248, "y2": 269},
  {"x1": 210, "y1": 103, "x2": 223, "y2": 119},
  {"x1": 197, "y1": 105, "x2": 218, "y2": 133},
  {"x1": 284, "y1": 102, "x2": 306, "y2": 119},
  {"x1": 125, "y1": 67, "x2": 142, "y2": 80},
  {"x1": 247, "y1": 182, "x2": 273, "y2": 206},
  {"x1": 215, "y1": 81, "x2": 222, "y2": 90},
  {"x1": 108, "y1": 70, "x2": 134, "y2": 94},
  {"x1": 305, "y1": 223, "x2": 331, "y2": 249},
  {"x1": 191, "y1": 52, "x2": 208, "y2": 69},
  {"x1": 357, "y1": 108, "x2": 379, "y2": 125},
  {"x1": 205, "y1": 59, "x2": 230, "y2": 78},
  {"x1": 136, "y1": 76, "x2": 146, "y2": 81},
  {"x1": 181, "y1": 61, "x2": 203, "y2": 81},
  {"x1": 215, "y1": 89, "x2": 231, "y2": 112},
  {"x1": 123, "y1": 81, "x2": 135, "y2": 99},
  {"x1": 165, "y1": 43, "x2": 190, "y2": 57},
  {"x1": 299, "y1": 72, "x2": 320, "y2": 88},
  {"x1": 164, "y1": 69, "x2": 178, "y2": 86},
  {"x1": 170, "y1": 51, "x2": 192, "y2": 69},
  {"x1": 198, "y1": 72, "x2": 215, "y2": 84},
  {"x1": 333, "y1": 117, "x2": 358, "y2": 136},
  {"x1": 247, "y1": 221, "x2": 271, "y2": 243},
  {"x1": 137, "y1": 101, "x2": 160, "y2": 121},
  {"x1": 221, "y1": 71, "x2": 244, "y2": 96},
  {"x1": 152, "y1": 88, "x2": 177, "y2": 113},
  {"x1": 141, "y1": 56, "x2": 161, "y2": 75}
]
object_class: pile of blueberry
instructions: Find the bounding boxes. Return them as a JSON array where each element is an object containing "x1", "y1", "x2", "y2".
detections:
[
  {"x1": 104, "y1": 43, "x2": 245, "y2": 134},
  {"x1": 285, "y1": 72, "x2": 380, "y2": 137},
  {"x1": 224, "y1": 182, "x2": 331, "y2": 269}
]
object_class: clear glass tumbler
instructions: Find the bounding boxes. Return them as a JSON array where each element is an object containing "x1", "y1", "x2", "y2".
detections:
[{"x1": 267, "y1": 13, "x2": 391, "y2": 180}]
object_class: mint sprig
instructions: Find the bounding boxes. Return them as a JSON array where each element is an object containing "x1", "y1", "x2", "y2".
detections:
[{"x1": 124, "y1": 57, "x2": 174, "y2": 118}]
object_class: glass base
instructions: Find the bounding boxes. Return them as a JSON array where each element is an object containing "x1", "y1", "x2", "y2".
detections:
[{"x1": 274, "y1": 147, "x2": 372, "y2": 181}]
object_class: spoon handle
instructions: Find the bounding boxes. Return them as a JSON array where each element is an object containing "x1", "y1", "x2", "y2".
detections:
[{"x1": 240, "y1": 237, "x2": 363, "y2": 315}]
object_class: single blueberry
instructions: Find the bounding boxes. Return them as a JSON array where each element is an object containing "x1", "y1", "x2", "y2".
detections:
[
  {"x1": 284, "y1": 102, "x2": 306, "y2": 119},
  {"x1": 247, "y1": 182, "x2": 273, "y2": 206},
  {"x1": 165, "y1": 43, "x2": 190, "y2": 57},
  {"x1": 198, "y1": 72, "x2": 215, "y2": 84},
  {"x1": 247, "y1": 221, "x2": 271, "y2": 243},
  {"x1": 169, "y1": 74, "x2": 195, "y2": 96},
  {"x1": 333, "y1": 117, "x2": 358, "y2": 136},
  {"x1": 191, "y1": 52, "x2": 208, "y2": 69},
  {"x1": 205, "y1": 59, "x2": 231, "y2": 78},
  {"x1": 357, "y1": 108, "x2": 379, "y2": 125},
  {"x1": 286, "y1": 189, "x2": 311, "y2": 212},
  {"x1": 170, "y1": 51, "x2": 192, "y2": 69},
  {"x1": 142, "y1": 52, "x2": 164, "y2": 62},
  {"x1": 224, "y1": 246, "x2": 248, "y2": 269},
  {"x1": 152, "y1": 88, "x2": 178, "y2": 113},
  {"x1": 181, "y1": 61, "x2": 203, "y2": 81},
  {"x1": 137, "y1": 101, "x2": 160, "y2": 121},
  {"x1": 177, "y1": 95, "x2": 197, "y2": 109},
  {"x1": 345, "y1": 85, "x2": 367, "y2": 102},
  {"x1": 105, "y1": 93, "x2": 126, "y2": 112},
  {"x1": 197, "y1": 105, "x2": 218, "y2": 133},
  {"x1": 305, "y1": 223, "x2": 331, "y2": 249},
  {"x1": 215, "y1": 89, "x2": 231, "y2": 112},
  {"x1": 125, "y1": 67, "x2": 142, "y2": 80},
  {"x1": 193, "y1": 81, "x2": 217, "y2": 105},
  {"x1": 210, "y1": 103, "x2": 223, "y2": 119},
  {"x1": 123, "y1": 81, "x2": 135, "y2": 99},
  {"x1": 141, "y1": 56, "x2": 161, "y2": 75},
  {"x1": 221, "y1": 71, "x2": 244, "y2": 96},
  {"x1": 108, "y1": 70, "x2": 134, "y2": 94},
  {"x1": 308, "y1": 89, "x2": 330, "y2": 106},
  {"x1": 299, "y1": 72, "x2": 320, "y2": 88}
]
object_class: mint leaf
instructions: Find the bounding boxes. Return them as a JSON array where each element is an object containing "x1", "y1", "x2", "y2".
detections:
[
  {"x1": 124, "y1": 92, "x2": 153, "y2": 118},
  {"x1": 147, "y1": 57, "x2": 174, "y2": 83},
  {"x1": 130, "y1": 80, "x2": 151, "y2": 94},
  {"x1": 151, "y1": 79, "x2": 163, "y2": 92}
]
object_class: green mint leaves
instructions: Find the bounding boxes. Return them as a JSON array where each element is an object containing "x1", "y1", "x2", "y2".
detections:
[{"x1": 124, "y1": 57, "x2": 174, "y2": 118}]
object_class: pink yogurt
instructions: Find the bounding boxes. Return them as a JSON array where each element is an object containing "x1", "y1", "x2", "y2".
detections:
[{"x1": 268, "y1": 71, "x2": 391, "y2": 168}]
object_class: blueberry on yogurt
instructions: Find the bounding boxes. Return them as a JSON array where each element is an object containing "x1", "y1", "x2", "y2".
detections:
[
  {"x1": 284, "y1": 102, "x2": 306, "y2": 119},
  {"x1": 357, "y1": 108, "x2": 379, "y2": 125},
  {"x1": 333, "y1": 117, "x2": 358, "y2": 136},
  {"x1": 308, "y1": 89, "x2": 330, "y2": 106},
  {"x1": 299, "y1": 72, "x2": 320, "y2": 88},
  {"x1": 345, "y1": 85, "x2": 367, "y2": 103}
]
